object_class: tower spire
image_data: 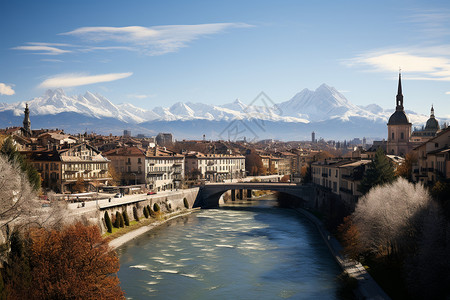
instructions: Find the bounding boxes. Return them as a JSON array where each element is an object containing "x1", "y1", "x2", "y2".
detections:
[
  {"x1": 431, "y1": 104, "x2": 435, "y2": 117},
  {"x1": 396, "y1": 72, "x2": 404, "y2": 111}
]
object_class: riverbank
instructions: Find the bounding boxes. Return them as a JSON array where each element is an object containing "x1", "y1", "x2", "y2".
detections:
[
  {"x1": 294, "y1": 208, "x2": 390, "y2": 300},
  {"x1": 108, "y1": 208, "x2": 199, "y2": 250}
]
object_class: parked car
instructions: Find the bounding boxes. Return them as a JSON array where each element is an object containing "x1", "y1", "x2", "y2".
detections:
[
  {"x1": 147, "y1": 191, "x2": 157, "y2": 195},
  {"x1": 114, "y1": 193, "x2": 122, "y2": 198}
]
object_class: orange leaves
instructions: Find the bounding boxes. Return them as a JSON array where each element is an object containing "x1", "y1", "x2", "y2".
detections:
[{"x1": 6, "y1": 222, "x2": 124, "y2": 300}]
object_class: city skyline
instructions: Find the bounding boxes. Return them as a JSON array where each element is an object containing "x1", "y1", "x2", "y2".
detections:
[{"x1": 1, "y1": 0, "x2": 450, "y2": 116}]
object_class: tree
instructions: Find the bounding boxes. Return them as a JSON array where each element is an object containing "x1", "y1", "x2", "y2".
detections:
[
  {"x1": 352, "y1": 178, "x2": 430, "y2": 259},
  {"x1": 107, "y1": 164, "x2": 121, "y2": 186},
  {"x1": 143, "y1": 206, "x2": 149, "y2": 218},
  {"x1": 245, "y1": 151, "x2": 266, "y2": 176},
  {"x1": 280, "y1": 175, "x2": 290, "y2": 182},
  {"x1": 133, "y1": 206, "x2": 139, "y2": 221},
  {"x1": 358, "y1": 148, "x2": 395, "y2": 195},
  {"x1": 104, "y1": 211, "x2": 112, "y2": 233},
  {"x1": 153, "y1": 203, "x2": 160, "y2": 212},
  {"x1": 300, "y1": 164, "x2": 312, "y2": 183},
  {"x1": 395, "y1": 152, "x2": 417, "y2": 181},
  {"x1": 73, "y1": 177, "x2": 86, "y2": 193},
  {"x1": 122, "y1": 210, "x2": 130, "y2": 226},
  {"x1": 0, "y1": 155, "x2": 39, "y2": 230},
  {"x1": 0, "y1": 137, "x2": 40, "y2": 191},
  {"x1": 4, "y1": 222, "x2": 124, "y2": 299},
  {"x1": 183, "y1": 197, "x2": 189, "y2": 209}
]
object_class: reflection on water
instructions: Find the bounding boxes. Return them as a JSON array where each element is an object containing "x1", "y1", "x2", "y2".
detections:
[{"x1": 117, "y1": 197, "x2": 342, "y2": 299}]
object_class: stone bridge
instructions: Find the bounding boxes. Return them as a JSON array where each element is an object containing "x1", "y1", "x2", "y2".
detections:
[{"x1": 193, "y1": 182, "x2": 314, "y2": 208}]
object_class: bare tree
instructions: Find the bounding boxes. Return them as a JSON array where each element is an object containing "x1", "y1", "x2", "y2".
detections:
[
  {"x1": 352, "y1": 177, "x2": 431, "y2": 258},
  {"x1": 0, "y1": 154, "x2": 39, "y2": 233}
]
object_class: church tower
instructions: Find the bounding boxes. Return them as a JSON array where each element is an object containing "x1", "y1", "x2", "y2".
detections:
[
  {"x1": 22, "y1": 103, "x2": 32, "y2": 137},
  {"x1": 387, "y1": 73, "x2": 411, "y2": 156}
]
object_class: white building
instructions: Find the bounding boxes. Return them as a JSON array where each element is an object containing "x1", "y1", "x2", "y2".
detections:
[
  {"x1": 145, "y1": 147, "x2": 185, "y2": 191},
  {"x1": 185, "y1": 152, "x2": 245, "y2": 182}
]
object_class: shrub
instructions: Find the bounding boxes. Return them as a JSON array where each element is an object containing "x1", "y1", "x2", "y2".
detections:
[
  {"x1": 153, "y1": 203, "x2": 160, "y2": 212},
  {"x1": 143, "y1": 206, "x2": 149, "y2": 218},
  {"x1": 183, "y1": 197, "x2": 189, "y2": 209},
  {"x1": 122, "y1": 210, "x2": 130, "y2": 226},
  {"x1": 112, "y1": 212, "x2": 119, "y2": 228},
  {"x1": 133, "y1": 206, "x2": 139, "y2": 221},
  {"x1": 104, "y1": 211, "x2": 112, "y2": 233}
]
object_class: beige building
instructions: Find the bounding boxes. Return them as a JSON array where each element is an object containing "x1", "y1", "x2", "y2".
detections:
[
  {"x1": 104, "y1": 146, "x2": 147, "y2": 185},
  {"x1": 145, "y1": 147, "x2": 185, "y2": 191},
  {"x1": 25, "y1": 143, "x2": 111, "y2": 193},
  {"x1": 311, "y1": 159, "x2": 371, "y2": 199},
  {"x1": 185, "y1": 152, "x2": 245, "y2": 182},
  {"x1": 412, "y1": 127, "x2": 450, "y2": 185}
]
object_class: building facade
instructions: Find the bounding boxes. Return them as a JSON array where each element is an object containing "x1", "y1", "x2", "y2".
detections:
[{"x1": 185, "y1": 152, "x2": 245, "y2": 182}]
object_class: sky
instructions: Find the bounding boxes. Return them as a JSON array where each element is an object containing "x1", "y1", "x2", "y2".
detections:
[{"x1": 1, "y1": 0, "x2": 450, "y2": 117}]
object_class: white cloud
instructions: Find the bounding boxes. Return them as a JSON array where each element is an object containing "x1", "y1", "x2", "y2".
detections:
[
  {"x1": 344, "y1": 48, "x2": 450, "y2": 81},
  {"x1": 39, "y1": 72, "x2": 133, "y2": 88},
  {"x1": 41, "y1": 59, "x2": 63, "y2": 62},
  {"x1": 0, "y1": 83, "x2": 15, "y2": 96},
  {"x1": 12, "y1": 44, "x2": 71, "y2": 55},
  {"x1": 61, "y1": 23, "x2": 253, "y2": 55},
  {"x1": 127, "y1": 93, "x2": 155, "y2": 99},
  {"x1": 446, "y1": 91, "x2": 450, "y2": 95}
]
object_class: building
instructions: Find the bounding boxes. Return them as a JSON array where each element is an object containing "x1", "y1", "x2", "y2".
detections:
[
  {"x1": 387, "y1": 73, "x2": 412, "y2": 156},
  {"x1": 156, "y1": 133, "x2": 174, "y2": 147},
  {"x1": 145, "y1": 147, "x2": 185, "y2": 191},
  {"x1": 103, "y1": 146, "x2": 147, "y2": 185},
  {"x1": 312, "y1": 131, "x2": 316, "y2": 143},
  {"x1": 412, "y1": 127, "x2": 450, "y2": 185},
  {"x1": 123, "y1": 130, "x2": 131, "y2": 137},
  {"x1": 185, "y1": 152, "x2": 245, "y2": 182},
  {"x1": 311, "y1": 159, "x2": 371, "y2": 207},
  {"x1": 24, "y1": 143, "x2": 111, "y2": 193},
  {"x1": 411, "y1": 106, "x2": 440, "y2": 143}
]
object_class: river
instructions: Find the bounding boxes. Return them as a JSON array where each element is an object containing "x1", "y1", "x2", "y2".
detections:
[{"x1": 117, "y1": 196, "x2": 343, "y2": 299}]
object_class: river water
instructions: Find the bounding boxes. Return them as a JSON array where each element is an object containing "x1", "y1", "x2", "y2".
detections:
[{"x1": 117, "y1": 197, "x2": 343, "y2": 299}]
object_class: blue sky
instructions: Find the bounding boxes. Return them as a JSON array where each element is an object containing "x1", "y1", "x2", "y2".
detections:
[{"x1": 1, "y1": 0, "x2": 450, "y2": 116}]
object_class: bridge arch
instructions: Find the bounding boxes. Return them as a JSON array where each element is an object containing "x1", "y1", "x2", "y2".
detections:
[{"x1": 193, "y1": 183, "x2": 314, "y2": 208}]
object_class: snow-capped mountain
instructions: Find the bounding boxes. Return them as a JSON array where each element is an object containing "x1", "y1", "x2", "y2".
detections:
[{"x1": 0, "y1": 85, "x2": 445, "y2": 140}]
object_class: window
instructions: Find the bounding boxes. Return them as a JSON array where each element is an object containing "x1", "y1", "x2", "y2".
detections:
[
  {"x1": 392, "y1": 132, "x2": 394, "y2": 139},
  {"x1": 401, "y1": 132, "x2": 404, "y2": 140}
]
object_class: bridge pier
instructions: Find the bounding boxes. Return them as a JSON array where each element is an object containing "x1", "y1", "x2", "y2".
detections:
[
  {"x1": 247, "y1": 189, "x2": 252, "y2": 199},
  {"x1": 231, "y1": 189, "x2": 236, "y2": 201}
]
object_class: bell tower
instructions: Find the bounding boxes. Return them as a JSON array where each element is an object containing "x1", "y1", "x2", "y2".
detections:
[{"x1": 22, "y1": 103, "x2": 32, "y2": 137}]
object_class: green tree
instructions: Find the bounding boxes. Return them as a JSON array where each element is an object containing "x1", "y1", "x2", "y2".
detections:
[
  {"x1": 104, "y1": 211, "x2": 112, "y2": 233},
  {"x1": 358, "y1": 148, "x2": 395, "y2": 195},
  {"x1": 122, "y1": 210, "x2": 130, "y2": 226},
  {"x1": 143, "y1": 206, "x2": 149, "y2": 218},
  {"x1": 0, "y1": 137, "x2": 41, "y2": 191},
  {"x1": 133, "y1": 206, "x2": 139, "y2": 221}
]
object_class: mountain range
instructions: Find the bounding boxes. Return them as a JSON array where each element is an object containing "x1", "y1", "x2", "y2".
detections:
[{"x1": 0, "y1": 84, "x2": 444, "y2": 141}]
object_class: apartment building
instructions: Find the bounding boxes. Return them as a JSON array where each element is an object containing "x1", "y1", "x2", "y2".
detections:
[
  {"x1": 24, "y1": 143, "x2": 110, "y2": 193},
  {"x1": 103, "y1": 146, "x2": 146, "y2": 185},
  {"x1": 185, "y1": 152, "x2": 245, "y2": 182},
  {"x1": 412, "y1": 127, "x2": 450, "y2": 185},
  {"x1": 145, "y1": 147, "x2": 185, "y2": 191}
]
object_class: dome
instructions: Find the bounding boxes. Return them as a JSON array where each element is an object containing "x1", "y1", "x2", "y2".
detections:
[
  {"x1": 388, "y1": 110, "x2": 410, "y2": 125},
  {"x1": 425, "y1": 117, "x2": 439, "y2": 130}
]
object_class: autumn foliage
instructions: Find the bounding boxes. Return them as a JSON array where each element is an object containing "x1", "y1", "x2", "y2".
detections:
[{"x1": 5, "y1": 222, "x2": 124, "y2": 300}]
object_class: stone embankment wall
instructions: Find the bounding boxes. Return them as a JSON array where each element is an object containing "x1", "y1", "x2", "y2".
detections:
[{"x1": 97, "y1": 188, "x2": 199, "y2": 233}]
